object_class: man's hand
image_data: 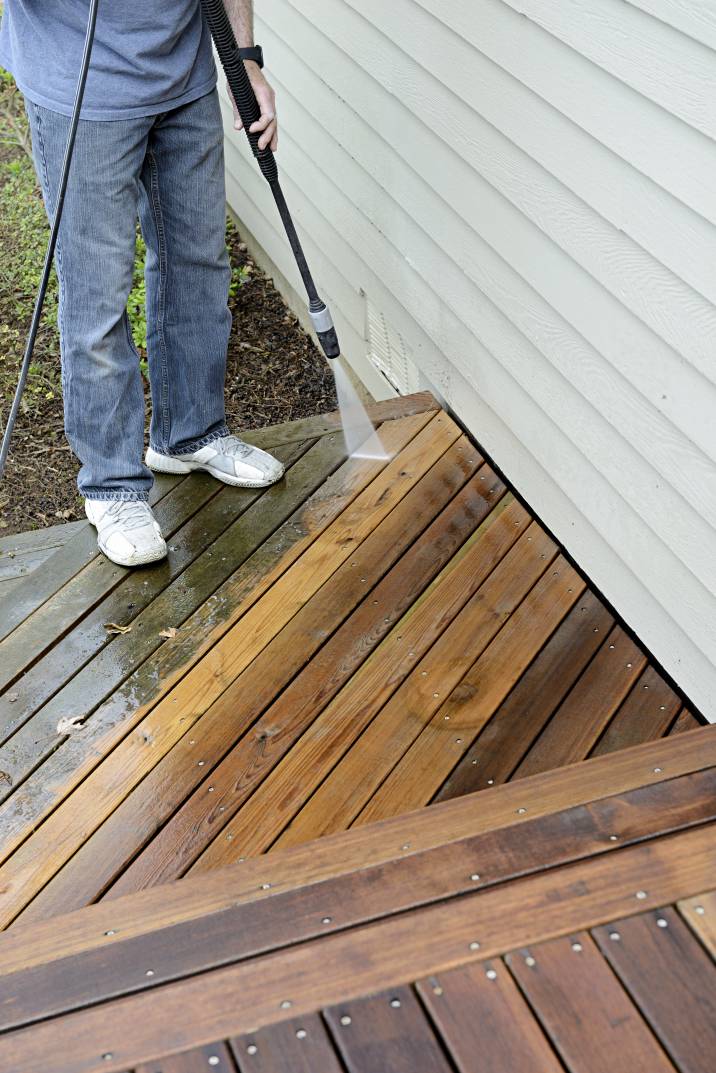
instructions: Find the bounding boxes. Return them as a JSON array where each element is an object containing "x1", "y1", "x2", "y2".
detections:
[{"x1": 230, "y1": 61, "x2": 278, "y2": 152}]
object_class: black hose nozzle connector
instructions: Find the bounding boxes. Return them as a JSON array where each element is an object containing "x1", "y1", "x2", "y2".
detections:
[{"x1": 309, "y1": 302, "x2": 340, "y2": 360}]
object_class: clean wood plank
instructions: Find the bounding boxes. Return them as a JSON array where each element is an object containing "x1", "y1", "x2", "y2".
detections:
[
  {"x1": 0, "y1": 435, "x2": 334, "y2": 811},
  {"x1": 591, "y1": 665, "x2": 682, "y2": 757},
  {"x1": 135, "y1": 1042, "x2": 235, "y2": 1073},
  {"x1": 593, "y1": 907, "x2": 716, "y2": 1073},
  {"x1": 670, "y1": 708, "x2": 702, "y2": 734},
  {"x1": 0, "y1": 544, "x2": 69, "y2": 583},
  {"x1": 677, "y1": 890, "x2": 716, "y2": 958},
  {"x1": 356, "y1": 554, "x2": 584, "y2": 824},
  {"x1": 0, "y1": 824, "x2": 711, "y2": 1073},
  {"x1": 2, "y1": 727, "x2": 713, "y2": 979},
  {"x1": 506, "y1": 934, "x2": 677, "y2": 1073},
  {"x1": 0, "y1": 442, "x2": 308, "y2": 747},
  {"x1": 0, "y1": 413, "x2": 445, "y2": 925},
  {"x1": 416, "y1": 959, "x2": 563, "y2": 1073},
  {"x1": 0, "y1": 418, "x2": 418, "y2": 868},
  {"x1": 193, "y1": 495, "x2": 529, "y2": 870},
  {"x1": 22, "y1": 440, "x2": 485, "y2": 918},
  {"x1": 512, "y1": 625, "x2": 648, "y2": 779},
  {"x1": 0, "y1": 476, "x2": 178, "y2": 645},
  {"x1": 5, "y1": 768, "x2": 713, "y2": 1032},
  {"x1": 243, "y1": 390, "x2": 439, "y2": 448},
  {"x1": 232, "y1": 1015, "x2": 343, "y2": 1072},
  {"x1": 275, "y1": 520, "x2": 558, "y2": 847},
  {"x1": 434, "y1": 590, "x2": 613, "y2": 799},
  {"x1": 88, "y1": 450, "x2": 494, "y2": 906},
  {"x1": 324, "y1": 985, "x2": 452, "y2": 1073}
]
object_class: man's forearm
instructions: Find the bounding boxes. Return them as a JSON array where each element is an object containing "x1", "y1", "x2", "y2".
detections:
[{"x1": 224, "y1": 0, "x2": 254, "y2": 48}]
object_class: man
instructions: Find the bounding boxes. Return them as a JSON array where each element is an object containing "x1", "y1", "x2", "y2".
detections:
[{"x1": 0, "y1": 0, "x2": 284, "y2": 566}]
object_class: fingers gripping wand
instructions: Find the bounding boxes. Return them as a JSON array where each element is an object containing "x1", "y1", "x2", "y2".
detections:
[
  {"x1": 200, "y1": 0, "x2": 338, "y2": 359},
  {"x1": 201, "y1": 0, "x2": 387, "y2": 460}
]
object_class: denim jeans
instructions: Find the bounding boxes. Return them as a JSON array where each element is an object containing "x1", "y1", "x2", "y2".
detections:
[{"x1": 26, "y1": 89, "x2": 232, "y2": 501}]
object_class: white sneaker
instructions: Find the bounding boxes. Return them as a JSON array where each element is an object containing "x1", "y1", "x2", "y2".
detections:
[
  {"x1": 145, "y1": 434, "x2": 285, "y2": 488},
  {"x1": 85, "y1": 499, "x2": 167, "y2": 567}
]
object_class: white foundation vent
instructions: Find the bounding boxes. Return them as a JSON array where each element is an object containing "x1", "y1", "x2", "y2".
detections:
[{"x1": 365, "y1": 298, "x2": 421, "y2": 395}]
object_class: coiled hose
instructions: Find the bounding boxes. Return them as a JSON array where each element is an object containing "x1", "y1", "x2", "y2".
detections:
[{"x1": 200, "y1": 0, "x2": 340, "y2": 360}]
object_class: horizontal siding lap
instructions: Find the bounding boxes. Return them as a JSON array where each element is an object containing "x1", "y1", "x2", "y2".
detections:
[{"x1": 221, "y1": 0, "x2": 716, "y2": 713}]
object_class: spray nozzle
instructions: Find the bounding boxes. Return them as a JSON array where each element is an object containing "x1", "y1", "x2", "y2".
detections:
[{"x1": 309, "y1": 302, "x2": 341, "y2": 360}]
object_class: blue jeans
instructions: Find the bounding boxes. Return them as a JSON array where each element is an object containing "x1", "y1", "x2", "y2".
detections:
[{"x1": 26, "y1": 89, "x2": 232, "y2": 501}]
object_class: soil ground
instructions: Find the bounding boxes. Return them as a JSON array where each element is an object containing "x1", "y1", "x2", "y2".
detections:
[{"x1": 0, "y1": 70, "x2": 337, "y2": 537}]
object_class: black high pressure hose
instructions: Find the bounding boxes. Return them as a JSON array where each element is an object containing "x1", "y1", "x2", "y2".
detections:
[
  {"x1": 0, "y1": 0, "x2": 100, "y2": 479},
  {"x1": 200, "y1": 0, "x2": 341, "y2": 362}
]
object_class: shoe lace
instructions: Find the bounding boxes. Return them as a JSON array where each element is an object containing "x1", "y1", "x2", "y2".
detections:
[
  {"x1": 106, "y1": 500, "x2": 154, "y2": 530},
  {"x1": 215, "y1": 435, "x2": 254, "y2": 460}
]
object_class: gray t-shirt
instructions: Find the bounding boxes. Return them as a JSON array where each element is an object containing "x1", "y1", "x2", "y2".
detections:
[{"x1": 0, "y1": 0, "x2": 217, "y2": 120}]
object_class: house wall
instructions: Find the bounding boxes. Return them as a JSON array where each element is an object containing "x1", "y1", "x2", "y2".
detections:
[{"x1": 220, "y1": 0, "x2": 716, "y2": 719}]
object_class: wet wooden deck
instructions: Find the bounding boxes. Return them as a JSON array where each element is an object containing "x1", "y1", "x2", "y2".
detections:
[{"x1": 0, "y1": 391, "x2": 712, "y2": 1070}]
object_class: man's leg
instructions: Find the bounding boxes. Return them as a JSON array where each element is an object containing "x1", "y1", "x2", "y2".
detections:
[
  {"x1": 137, "y1": 89, "x2": 232, "y2": 456},
  {"x1": 25, "y1": 100, "x2": 154, "y2": 501}
]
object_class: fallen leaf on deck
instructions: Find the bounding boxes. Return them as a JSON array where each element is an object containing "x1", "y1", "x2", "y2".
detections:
[
  {"x1": 0, "y1": 770, "x2": 12, "y2": 786},
  {"x1": 104, "y1": 622, "x2": 132, "y2": 635},
  {"x1": 159, "y1": 627, "x2": 178, "y2": 639},
  {"x1": 57, "y1": 716, "x2": 85, "y2": 734}
]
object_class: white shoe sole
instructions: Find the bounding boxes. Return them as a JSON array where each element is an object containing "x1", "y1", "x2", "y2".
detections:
[
  {"x1": 145, "y1": 447, "x2": 284, "y2": 488},
  {"x1": 95, "y1": 536, "x2": 168, "y2": 568}
]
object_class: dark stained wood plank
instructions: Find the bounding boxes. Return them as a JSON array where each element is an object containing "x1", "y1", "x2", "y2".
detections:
[
  {"x1": 511, "y1": 624, "x2": 649, "y2": 779},
  {"x1": 0, "y1": 470, "x2": 219, "y2": 696},
  {"x1": 417, "y1": 959, "x2": 563, "y2": 1073},
  {"x1": 0, "y1": 520, "x2": 86, "y2": 556},
  {"x1": 356, "y1": 555, "x2": 585, "y2": 825},
  {"x1": 135, "y1": 1041, "x2": 235, "y2": 1073},
  {"x1": 47, "y1": 447, "x2": 492, "y2": 911},
  {"x1": 324, "y1": 985, "x2": 452, "y2": 1073},
  {"x1": 231, "y1": 1015, "x2": 343, "y2": 1073},
  {"x1": 193, "y1": 495, "x2": 529, "y2": 871},
  {"x1": 678, "y1": 890, "x2": 716, "y2": 957},
  {"x1": 506, "y1": 934, "x2": 676, "y2": 1073},
  {"x1": 0, "y1": 436, "x2": 334, "y2": 815},
  {"x1": 274, "y1": 519, "x2": 557, "y2": 848},
  {"x1": 593, "y1": 907, "x2": 716, "y2": 1073},
  {"x1": 0, "y1": 474, "x2": 178, "y2": 644},
  {"x1": 0, "y1": 825, "x2": 711, "y2": 1073},
  {"x1": 5, "y1": 769, "x2": 713, "y2": 1031},
  {"x1": 670, "y1": 709, "x2": 703, "y2": 734},
  {"x1": 590, "y1": 666, "x2": 682, "y2": 757},
  {"x1": 243, "y1": 390, "x2": 439, "y2": 449},
  {"x1": 0, "y1": 442, "x2": 308, "y2": 747},
  {"x1": 0, "y1": 413, "x2": 444, "y2": 925},
  {"x1": 3, "y1": 726, "x2": 714, "y2": 980},
  {"x1": 434, "y1": 590, "x2": 612, "y2": 800}
]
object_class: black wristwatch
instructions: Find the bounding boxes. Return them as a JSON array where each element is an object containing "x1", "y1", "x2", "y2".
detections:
[{"x1": 238, "y1": 45, "x2": 264, "y2": 68}]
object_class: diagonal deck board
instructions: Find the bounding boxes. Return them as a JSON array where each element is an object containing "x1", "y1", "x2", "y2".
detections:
[{"x1": 0, "y1": 394, "x2": 707, "y2": 938}]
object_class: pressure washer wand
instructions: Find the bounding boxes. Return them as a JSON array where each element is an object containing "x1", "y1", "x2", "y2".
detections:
[{"x1": 200, "y1": 0, "x2": 340, "y2": 362}]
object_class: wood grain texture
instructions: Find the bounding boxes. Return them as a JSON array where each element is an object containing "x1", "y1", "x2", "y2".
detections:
[
  {"x1": 274, "y1": 519, "x2": 557, "y2": 847},
  {"x1": 232, "y1": 1015, "x2": 343, "y2": 1072},
  {"x1": 506, "y1": 933, "x2": 677, "y2": 1073},
  {"x1": 324, "y1": 986, "x2": 452, "y2": 1073},
  {"x1": 417, "y1": 960, "x2": 563, "y2": 1073},
  {"x1": 2, "y1": 727, "x2": 713, "y2": 981},
  {"x1": 591, "y1": 665, "x2": 682, "y2": 757},
  {"x1": 677, "y1": 890, "x2": 716, "y2": 957},
  {"x1": 4, "y1": 769, "x2": 713, "y2": 1033},
  {"x1": 135, "y1": 1042, "x2": 235, "y2": 1073},
  {"x1": 593, "y1": 907, "x2": 716, "y2": 1073},
  {"x1": 0, "y1": 824, "x2": 712, "y2": 1073},
  {"x1": 435, "y1": 590, "x2": 613, "y2": 798},
  {"x1": 356, "y1": 554, "x2": 584, "y2": 824}
]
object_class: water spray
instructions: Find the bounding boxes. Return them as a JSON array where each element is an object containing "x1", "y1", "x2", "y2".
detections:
[{"x1": 200, "y1": 0, "x2": 387, "y2": 461}]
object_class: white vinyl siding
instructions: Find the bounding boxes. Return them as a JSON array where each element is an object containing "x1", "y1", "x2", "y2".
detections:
[{"x1": 221, "y1": 0, "x2": 716, "y2": 718}]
